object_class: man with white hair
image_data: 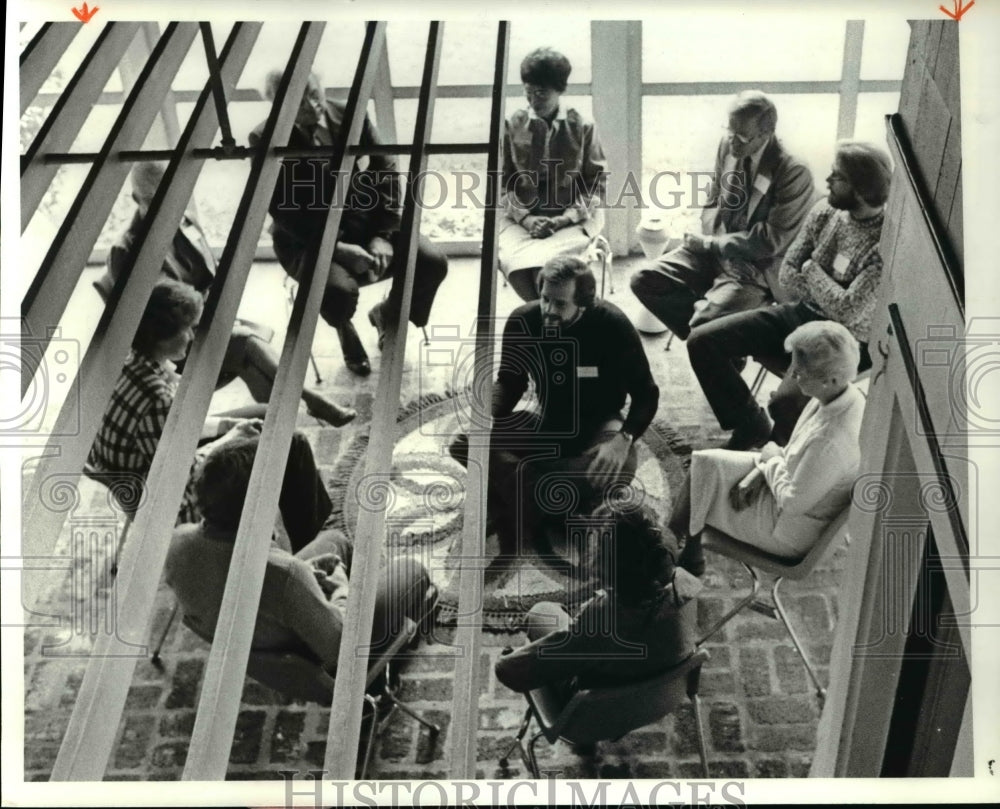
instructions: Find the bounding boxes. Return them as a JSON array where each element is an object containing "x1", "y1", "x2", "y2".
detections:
[
  {"x1": 251, "y1": 70, "x2": 448, "y2": 377},
  {"x1": 685, "y1": 140, "x2": 892, "y2": 449},
  {"x1": 631, "y1": 90, "x2": 815, "y2": 338}
]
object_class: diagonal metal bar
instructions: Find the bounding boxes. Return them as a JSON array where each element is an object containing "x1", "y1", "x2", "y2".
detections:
[
  {"x1": 199, "y1": 21, "x2": 236, "y2": 151},
  {"x1": 21, "y1": 22, "x2": 142, "y2": 232},
  {"x1": 180, "y1": 21, "x2": 379, "y2": 780},
  {"x1": 20, "y1": 22, "x2": 199, "y2": 398},
  {"x1": 447, "y1": 20, "x2": 509, "y2": 779},
  {"x1": 20, "y1": 22, "x2": 81, "y2": 114},
  {"x1": 46, "y1": 21, "x2": 264, "y2": 780},
  {"x1": 21, "y1": 20, "x2": 229, "y2": 627},
  {"x1": 323, "y1": 20, "x2": 444, "y2": 779}
]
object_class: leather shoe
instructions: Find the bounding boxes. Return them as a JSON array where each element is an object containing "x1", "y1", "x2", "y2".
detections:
[
  {"x1": 725, "y1": 405, "x2": 772, "y2": 451},
  {"x1": 676, "y1": 536, "x2": 706, "y2": 577},
  {"x1": 336, "y1": 321, "x2": 371, "y2": 377},
  {"x1": 367, "y1": 301, "x2": 388, "y2": 351}
]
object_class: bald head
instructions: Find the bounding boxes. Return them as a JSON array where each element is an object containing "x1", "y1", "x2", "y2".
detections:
[{"x1": 131, "y1": 161, "x2": 167, "y2": 210}]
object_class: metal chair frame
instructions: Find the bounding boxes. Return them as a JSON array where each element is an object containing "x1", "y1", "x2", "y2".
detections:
[
  {"x1": 155, "y1": 586, "x2": 440, "y2": 777},
  {"x1": 696, "y1": 506, "x2": 853, "y2": 703},
  {"x1": 498, "y1": 647, "x2": 711, "y2": 778}
]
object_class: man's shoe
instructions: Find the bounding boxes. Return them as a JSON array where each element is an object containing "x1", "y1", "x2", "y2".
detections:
[
  {"x1": 367, "y1": 301, "x2": 387, "y2": 352},
  {"x1": 676, "y1": 536, "x2": 706, "y2": 578},
  {"x1": 336, "y1": 321, "x2": 371, "y2": 377},
  {"x1": 307, "y1": 400, "x2": 357, "y2": 428},
  {"x1": 725, "y1": 406, "x2": 772, "y2": 451}
]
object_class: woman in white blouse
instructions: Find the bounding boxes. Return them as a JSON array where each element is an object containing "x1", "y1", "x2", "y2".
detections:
[{"x1": 671, "y1": 320, "x2": 865, "y2": 575}]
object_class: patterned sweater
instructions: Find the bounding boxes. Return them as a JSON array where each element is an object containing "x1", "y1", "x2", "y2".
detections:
[{"x1": 778, "y1": 199, "x2": 885, "y2": 342}]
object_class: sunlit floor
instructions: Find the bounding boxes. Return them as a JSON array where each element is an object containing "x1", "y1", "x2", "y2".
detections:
[{"x1": 22, "y1": 255, "x2": 847, "y2": 781}]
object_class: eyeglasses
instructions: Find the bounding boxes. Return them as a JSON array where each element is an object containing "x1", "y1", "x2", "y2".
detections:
[
  {"x1": 724, "y1": 126, "x2": 758, "y2": 145},
  {"x1": 524, "y1": 85, "x2": 556, "y2": 100}
]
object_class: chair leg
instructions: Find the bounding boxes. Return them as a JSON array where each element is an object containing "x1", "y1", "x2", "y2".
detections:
[
  {"x1": 499, "y1": 706, "x2": 533, "y2": 773},
  {"x1": 150, "y1": 601, "x2": 180, "y2": 666},
  {"x1": 749, "y1": 364, "x2": 769, "y2": 398},
  {"x1": 697, "y1": 562, "x2": 761, "y2": 645},
  {"x1": 421, "y1": 327, "x2": 430, "y2": 346},
  {"x1": 772, "y1": 577, "x2": 826, "y2": 702},
  {"x1": 359, "y1": 694, "x2": 381, "y2": 779},
  {"x1": 308, "y1": 352, "x2": 322, "y2": 385},
  {"x1": 664, "y1": 332, "x2": 675, "y2": 352},
  {"x1": 382, "y1": 693, "x2": 440, "y2": 734},
  {"x1": 690, "y1": 692, "x2": 711, "y2": 778},
  {"x1": 525, "y1": 730, "x2": 545, "y2": 779}
]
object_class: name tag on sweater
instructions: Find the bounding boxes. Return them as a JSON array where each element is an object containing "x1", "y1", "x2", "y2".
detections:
[
  {"x1": 753, "y1": 174, "x2": 771, "y2": 194},
  {"x1": 577, "y1": 366, "x2": 599, "y2": 378},
  {"x1": 833, "y1": 253, "x2": 850, "y2": 273}
]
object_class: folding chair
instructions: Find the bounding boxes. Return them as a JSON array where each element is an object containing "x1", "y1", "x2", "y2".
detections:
[
  {"x1": 499, "y1": 647, "x2": 711, "y2": 778},
  {"x1": 696, "y1": 505, "x2": 852, "y2": 703},
  {"x1": 159, "y1": 587, "x2": 440, "y2": 777}
]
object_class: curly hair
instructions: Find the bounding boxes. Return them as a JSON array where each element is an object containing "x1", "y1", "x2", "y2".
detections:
[
  {"x1": 586, "y1": 503, "x2": 676, "y2": 606},
  {"x1": 132, "y1": 278, "x2": 203, "y2": 357},
  {"x1": 520, "y1": 47, "x2": 572, "y2": 93}
]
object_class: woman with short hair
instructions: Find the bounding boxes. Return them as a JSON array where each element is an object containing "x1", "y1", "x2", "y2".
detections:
[
  {"x1": 670, "y1": 320, "x2": 866, "y2": 574},
  {"x1": 499, "y1": 47, "x2": 608, "y2": 302}
]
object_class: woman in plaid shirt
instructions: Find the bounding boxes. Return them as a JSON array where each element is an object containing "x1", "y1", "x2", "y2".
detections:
[{"x1": 88, "y1": 278, "x2": 332, "y2": 540}]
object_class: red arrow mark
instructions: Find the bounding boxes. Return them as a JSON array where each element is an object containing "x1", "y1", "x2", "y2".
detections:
[
  {"x1": 71, "y1": 2, "x2": 99, "y2": 22},
  {"x1": 939, "y1": 0, "x2": 974, "y2": 20}
]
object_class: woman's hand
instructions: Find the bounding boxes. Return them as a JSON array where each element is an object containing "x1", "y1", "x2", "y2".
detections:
[
  {"x1": 759, "y1": 441, "x2": 782, "y2": 462},
  {"x1": 729, "y1": 467, "x2": 767, "y2": 511},
  {"x1": 366, "y1": 235, "x2": 394, "y2": 277}
]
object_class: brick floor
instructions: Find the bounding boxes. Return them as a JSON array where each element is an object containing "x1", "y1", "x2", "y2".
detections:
[{"x1": 22, "y1": 257, "x2": 845, "y2": 781}]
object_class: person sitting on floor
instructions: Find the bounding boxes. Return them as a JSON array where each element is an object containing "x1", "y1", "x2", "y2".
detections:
[
  {"x1": 165, "y1": 434, "x2": 434, "y2": 671},
  {"x1": 495, "y1": 503, "x2": 702, "y2": 698},
  {"x1": 449, "y1": 255, "x2": 659, "y2": 562},
  {"x1": 670, "y1": 321, "x2": 865, "y2": 576},
  {"x1": 685, "y1": 139, "x2": 892, "y2": 449},
  {"x1": 87, "y1": 278, "x2": 336, "y2": 526},
  {"x1": 98, "y1": 161, "x2": 355, "y2": 427},
  {"x1": 499, "y1": 46, "x2": 608, "y2": 302}
]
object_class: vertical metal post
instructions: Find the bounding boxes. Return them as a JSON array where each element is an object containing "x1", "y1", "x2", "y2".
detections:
[
  {"x1": 837, "y1": 20, "x2": 865, "y2": 140},
  {"x1": 591, "y1": 21, "x2": 643, "y2": 255}
]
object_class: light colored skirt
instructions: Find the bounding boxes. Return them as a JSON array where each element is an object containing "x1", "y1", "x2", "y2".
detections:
[
  {"x1": 688, "y1": 448, "x2": 828, "y2": 558},
  {"x1": 498, "y1": 209, "x2": 604, "y2": 275}
]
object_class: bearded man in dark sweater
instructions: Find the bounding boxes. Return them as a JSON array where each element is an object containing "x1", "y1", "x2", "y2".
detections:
[{"x1": 450, "y1": 256, "x2": 660, "y2": 559}]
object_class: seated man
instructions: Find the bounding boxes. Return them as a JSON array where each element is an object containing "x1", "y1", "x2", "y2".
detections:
[
  {"x1": 495, "y1": 504, "x2": 702, "y2": 696},
  {"x1": 670, "y1": 321, "x2": 865, "y2": 575},
  {"x1": 685, "y1": 140, "x2": 891, "y2": 449},
  {"x1": 99, "y1": 161, "x2": 354, "y2": 427},
  {"x1": 251, "y1": 70, "x2": 448, "y2": 377},
  {"x1": 631, "y1": 90, "x2": 815, "y2": 339},
  {"x1": 450, "y1": 256, "x2": 659, "y2": 558},
  {"x1": 165, "y1": 435, "x2": 433, "y2": 670},
  {"x1": 88, "y1": 278, "x2": 333, "y2": 533}
]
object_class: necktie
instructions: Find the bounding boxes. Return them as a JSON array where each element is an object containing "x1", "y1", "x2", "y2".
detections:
[{"x1": 726, "y1": 156, "x2": 753, "y2": 231}]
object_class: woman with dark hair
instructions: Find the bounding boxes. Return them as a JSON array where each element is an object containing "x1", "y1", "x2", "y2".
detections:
[
  {"x1": 495, "y1": 504, "x2": 701, "y2": 697},
  {"x1": 88, "y1": 278, "x2": 333, "y2": 529},
  {"x1": 499, "y1": 47, "x2": 608, "y2": 302}
]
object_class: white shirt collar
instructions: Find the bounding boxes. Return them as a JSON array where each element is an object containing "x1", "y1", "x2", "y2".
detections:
[{"x1": 527, "y1": 102, "x2": 568, "y2": 125}]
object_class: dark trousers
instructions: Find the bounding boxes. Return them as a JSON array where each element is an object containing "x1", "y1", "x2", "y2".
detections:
[
  {"x1": 273, "y1": 231, "x2": 448, "y2": 329},
  {"x1": 278, "y1": 432, "x2": 334, "y2": 553},
  {"x1": 685, "y1": 302, "x2": 871, "y2": 443},
  {"x1": 630, "y1": 246, "x2": 770, "y2": 340},
  {"x1": 449, "y1": 413, "x2": 638, "y2": 555}
]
